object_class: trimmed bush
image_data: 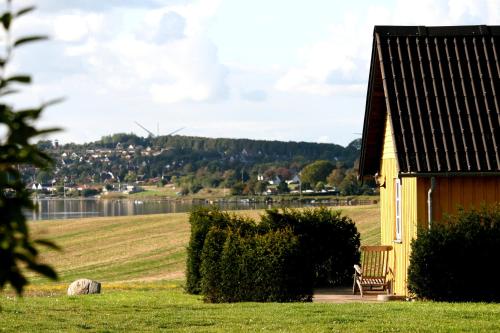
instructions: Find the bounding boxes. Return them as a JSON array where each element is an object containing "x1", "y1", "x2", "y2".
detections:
[
  {"x1": 260, "y1": 207, "x2": 361, "y2": 286},
  {"x1": 186, "y1": 206, "x2": 254, "y2": 294},
  {"x1": 201, "y1": 227, "x2": 312, "y2": 302},
  {"x1": 199, "y1": 227, "x2": 228, "y2": 302},
  {"x1": 186, "y1": 206, "x2": 361, "y2": 302},
  {"x1": 408, "y1": 206, "x2": 500, "y2": 302}
]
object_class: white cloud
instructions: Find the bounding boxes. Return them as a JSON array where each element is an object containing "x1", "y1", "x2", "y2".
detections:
[
  {"x1": 30, "y1": 0, "x2": 228, "y2": 105},
  {"x1": 240, "y1": 89, "x2": 267, "y2": 102},
  {"x1": 276, "y1": 0, "x2": 499, "y2": 96},
  {"x1": 149, "y1": 37, "x2": 228, "y2": 103},
  {"x1": 53, "y1": 14, "x2": 94, "y2": 42},
  {"x1": 275, "y1": 9, "x2": 375, "y2": 96}
]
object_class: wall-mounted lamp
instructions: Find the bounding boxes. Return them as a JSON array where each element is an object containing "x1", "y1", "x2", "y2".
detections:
[{"x1": 374, "y1": 172, "x2": 386, "y2": 188}]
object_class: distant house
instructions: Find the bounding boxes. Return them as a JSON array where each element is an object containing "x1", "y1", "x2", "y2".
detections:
[
  {"x1": 31, "y1": 183, "x2": 44, "y2": 191},
  {"x1": 286, "y1": 174, "x2": 301, "y2": 185},
  {"x1": 359, "y1": 25, "x2": 500, "y2": 296},
  {"x1": 265, "y1": 188, "x2": 278, "y2": 195},
  {"x1": 123, "y1": 185, "x2": 142, "y2": 194},
  {"x1": 268, "y1": 175, "x2": 282, "y2": 185}
]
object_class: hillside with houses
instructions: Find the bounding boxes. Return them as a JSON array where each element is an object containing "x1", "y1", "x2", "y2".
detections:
[{"x1": 24, "y1": 134, "x2": 370, "y2": 197}]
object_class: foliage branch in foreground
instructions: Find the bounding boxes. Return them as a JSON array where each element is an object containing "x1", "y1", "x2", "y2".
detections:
[{"x1": 0, "y1": 0, "x2": 59, "y2": 295}]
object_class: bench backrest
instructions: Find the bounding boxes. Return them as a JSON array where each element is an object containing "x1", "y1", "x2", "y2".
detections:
[{"x1": 360, "y1": 245, "x2": 392, "y2": 279}]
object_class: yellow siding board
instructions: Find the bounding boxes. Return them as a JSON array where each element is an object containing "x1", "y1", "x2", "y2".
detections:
[
  {"x1": 378, "y1": 116, "x2": 500, "y2": 295},
  {"x1": 379, "y1": 114, "x2": 407, "y2": 294},
  {"x1": 398, "y1": 177, "x2": 418, "y2": 295},
  {"x1": 422, "y1": 176, "x2": 500, "y2": 222},
  {"x1": 382, "y1": 115, "x2": 396, "y2": 160}
]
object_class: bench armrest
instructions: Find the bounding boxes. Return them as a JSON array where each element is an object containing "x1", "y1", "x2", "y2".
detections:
[{"x1": 354, "y1": 264, "x2": 362, "y2": 275}]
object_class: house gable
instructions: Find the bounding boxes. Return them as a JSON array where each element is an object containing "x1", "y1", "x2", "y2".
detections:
[
  {"x1": 382, "y1": 114, "x2": 397, "y2": 160},
  {"x1": 360, "y1": 25, "x2": 500, "y2": 296},
  {"x1": 360, "y1": 25, "x2": 500, "y2": 179}
]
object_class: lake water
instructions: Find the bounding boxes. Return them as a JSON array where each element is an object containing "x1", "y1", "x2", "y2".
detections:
[{"x1": 29, "y1": 198, "x2": 375, "y2": 221}]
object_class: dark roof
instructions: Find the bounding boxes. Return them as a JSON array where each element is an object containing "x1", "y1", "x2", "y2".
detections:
[{"x1": 359, "y1": 25, "x2": 500, "y2": 178}]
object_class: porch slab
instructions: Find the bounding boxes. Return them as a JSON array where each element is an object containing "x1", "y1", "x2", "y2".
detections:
[{"x1": 313, "y1": 287, "x2": 391, "y2": 303}]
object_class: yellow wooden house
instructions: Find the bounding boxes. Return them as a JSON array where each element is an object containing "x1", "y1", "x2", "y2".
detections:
[{"x1": 359, "y1": 25, "x2": 500, "y2": 295}]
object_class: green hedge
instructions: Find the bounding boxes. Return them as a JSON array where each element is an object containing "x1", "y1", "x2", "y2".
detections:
[
  {"x1": 260, "y1": 207, "x2": 361, "y2": 286},
  {"x1": 186, "y1": 207, "x2": 254, "y2": 294},
  {"x1": 408, "y1": 206, "x2": 500, "y2": 302},
  {"x1": 201, "y1": 227, "x2": 312, "y2": 302},
  {"x1": 186, "y1": 206, "x2": 360, "y2": 302}
]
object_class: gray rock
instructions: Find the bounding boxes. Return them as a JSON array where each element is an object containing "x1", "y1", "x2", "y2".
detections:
[{"x1": 67, "y1": 279, "x2": 101, "y2": 296}]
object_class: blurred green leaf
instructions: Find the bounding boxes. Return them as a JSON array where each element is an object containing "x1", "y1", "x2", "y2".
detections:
[
  {"x1": 34, "y1": 239, "x2": 61, "y2": 251},
  {"x1": 9, "y1": 271, "x2": 27, "y2": 295},
  {"x1": 42, "y1": 97, "x2": 66, "y2": 108},
  {"x1": 1, "y1": 12, "x2": 12, "y2": 30},
  {"x1": 0, "y1": 88, "x2": 19, "y2": 96},
  {"x1": 29, "y1": 263, "x2": 58, "y2": 280},
  {"x1": 36, "y1": 127, "x2": 62, "y2": 136},
  {"x1": 15, "y1": 6, "x2": 35, "y2": 18},
  {"x1": 6, "y1": 75, "x2": 31, "y2": 84},
  {"x1": 13, "y1": 35, "x2": 48, "y2": 48}
]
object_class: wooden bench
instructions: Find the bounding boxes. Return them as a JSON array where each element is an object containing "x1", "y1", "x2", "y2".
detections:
[{"x1": 353, "y1": 245, "x2": 393, "y2": 297}]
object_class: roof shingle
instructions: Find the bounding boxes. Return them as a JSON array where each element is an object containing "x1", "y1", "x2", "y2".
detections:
[{"x1": 359, "y1": 25, "x2": 500, "y2": 178}]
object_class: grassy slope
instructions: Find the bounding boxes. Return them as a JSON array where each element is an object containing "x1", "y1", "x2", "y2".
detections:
[
  {"x1": 28, "y1": 213, "x2": 190, "y2": 285},
  {"x1": 28, "y1": 205, "x2": 379, "y2": 286}
]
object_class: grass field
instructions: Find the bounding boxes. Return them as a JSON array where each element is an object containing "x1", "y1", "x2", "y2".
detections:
[
  {"x1": 26, "y1": 205, "x2": 380, "y2": 287},
  {"x1": 2, "y1": 205, "x2": 499, "y2": 332},
  {"x1": 2, "y1": 282, "x2": 500, "y2": 332},
  {"x1": 103, "y1": 185, "x2": 229, "y2": 199}
]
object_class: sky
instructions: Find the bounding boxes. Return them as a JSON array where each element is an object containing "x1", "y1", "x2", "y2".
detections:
[{"x1": 7, "y1": 0, "x2": 500, "y2": 145}]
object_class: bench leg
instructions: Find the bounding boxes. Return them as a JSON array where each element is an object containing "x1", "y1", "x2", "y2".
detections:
[{"x1": 356, "y1": 280, "x2": 364, "y2": 297}]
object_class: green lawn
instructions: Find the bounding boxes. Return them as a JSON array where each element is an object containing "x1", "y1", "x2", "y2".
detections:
[
  {"x1": 2, "y1": 282, "x2": 499, "y2": 332},
  {"x1": 3, "y1": 205, "x2": 498, "y2": 332}
]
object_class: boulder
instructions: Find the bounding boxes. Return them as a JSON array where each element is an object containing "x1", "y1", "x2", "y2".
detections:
[{"x1": 67, "y1": 279, "x2": 101, "y2": 296}]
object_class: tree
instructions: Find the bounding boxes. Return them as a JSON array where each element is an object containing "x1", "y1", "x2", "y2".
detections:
[
  {"x1": 124, "y1": 171, "x2": 137, "y2": 183},
  {"x1": 254, "y1": 181, "x2": 267, "y2": 195},
  {"x1": 300, "y1": 160, "x2": 335, "y2": 188},
  {"x1": 243, "y1": 178, "x2": 257, "y2": 195},
  {"x1": 190, "y1": 182, "x2": 203, "y2": 194},
  {"x1": 230, "y1": 182, "x2": 245, "y2": 195},
  {"x1": 338, "y1": 169, "x2": 363, "y2": 195},
  {"x1": 36, "y1": 140, "x2": 54, "y2": 151},
  {"x1": 36, "y1": 170, "x2": 52, "y2": 184},
  {"x1": 315, "y1": 181, "x2": 325, "y2": 192},
  {"x1": 0, "y1": 1, "x2": 59, "y2": 295},
  {"x1": 222, "y1": 170, "x2": 237, "y2": 188},
  {"x1": 277, "y1": 181, "x2": 290, "y2": 194},
  {"x1": 327, "y1": 167, "x2": 346, "y2": 188}
]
